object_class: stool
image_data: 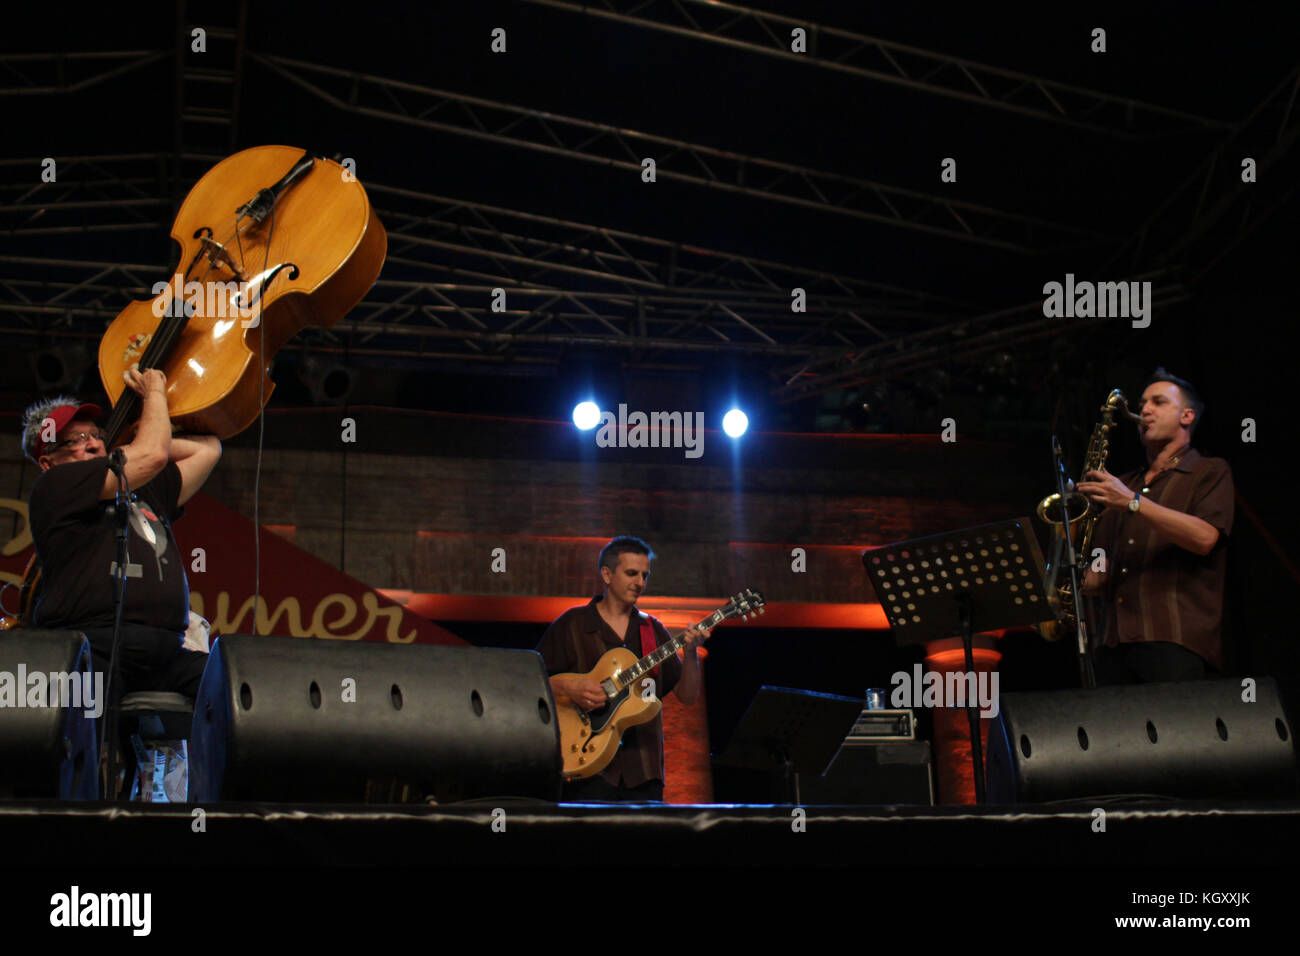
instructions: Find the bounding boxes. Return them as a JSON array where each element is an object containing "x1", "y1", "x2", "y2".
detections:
[{"x1": 116, "y1": 692, "x2": 194, "y2": 802}]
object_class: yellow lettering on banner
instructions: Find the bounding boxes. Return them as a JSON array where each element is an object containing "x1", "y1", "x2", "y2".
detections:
[
  {"x1": 311, "y1": 592, "x2": 358, "y2": 636},
  {"x1": 195, "y1": 592, "x2": 303, "y2": 636},
  {"x1": 0, "y1": 498, "x2": 32, "y2": 557},
  {"x1": 191, "y1": 589, "x2": 418, "y2": 643},
  {"x1": 0, "y1": 498, "x2": 33, "y2": 588},
  {"x1": 364, "y1": 593, "x2": 418, "y2": 643}
]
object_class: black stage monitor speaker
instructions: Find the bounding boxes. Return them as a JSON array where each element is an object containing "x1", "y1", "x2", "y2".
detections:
[
  {"x1": 0, "y1": 630, "x2": 99, "y2": 800},
  {"x1": 799, "y1": 742, "x2": 935, "y2": 805},
  {"x1": 190, "y1": 635, "x2": 562, "y2": 803},
  {"x1": 986, "y1": 677, "x2": 1298, "y2": 803}
]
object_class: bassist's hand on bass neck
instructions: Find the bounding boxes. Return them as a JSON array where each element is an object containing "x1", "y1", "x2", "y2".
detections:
[
  {"x1": 97, "y1": 366, "x2": 172, "y2": 499},
  {"x1": 93, "y1": 367, "x2": 222, "y2": 507}
]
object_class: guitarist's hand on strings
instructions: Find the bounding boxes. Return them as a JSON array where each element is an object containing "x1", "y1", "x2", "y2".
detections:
[{"x1": 556, "y1": 675, "x2": 607, "y2": 711}]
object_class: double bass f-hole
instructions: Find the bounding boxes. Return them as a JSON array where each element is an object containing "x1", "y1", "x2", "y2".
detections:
[{"x1": 240, "y1": 262, "x2": 300, "y2": 313}]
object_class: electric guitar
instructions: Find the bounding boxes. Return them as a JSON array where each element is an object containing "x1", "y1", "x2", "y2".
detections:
[{"x1": 555, "y1": 588, "x2": 765, "y2": 780}]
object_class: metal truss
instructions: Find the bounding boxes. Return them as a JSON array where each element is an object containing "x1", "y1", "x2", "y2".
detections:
[
  {"x1": 0, "y1": 154, "x2": 173, "y2": 236},
  {"x1": 173, "y1": 0, "x2": 250, "y2": 164},
  {"x1": 522, "y1": 0, "x2": 1227, "y2": 137},
  {"x1": 0, "y1": 153, "x2": 988, "y2": 369},
  {"x1": 0, "y1": 260, "x2": 914, "y2": 366},
  {"x1": 372, "y1": 183, "x2": 977, "y2": 308},
  {"x1": 249, "y1": 53, "x2": 1106, "y2": 253},
  {"x1": 778, "y1": 65, "x2": 1300, "y2": 401},
  {"x1": 773, "y1": 270, "x2": 1192, "y2": 404},
  {"x1": 2, "y1": 28, "x2": 1287, "y2": 400},
  {"x1": 0, "y1": 51, "x2": 167, "y2": 96},
  {"x1": 1102, "y1": 65, "x2": 1300, "y2": 277}
]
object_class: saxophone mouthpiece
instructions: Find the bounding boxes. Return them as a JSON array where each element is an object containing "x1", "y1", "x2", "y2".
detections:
[{"x1": 1114, "y1": 391, "x2": 1143, "y2": 422}]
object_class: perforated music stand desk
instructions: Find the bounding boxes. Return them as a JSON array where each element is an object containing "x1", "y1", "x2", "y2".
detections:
[
  {"x1": 861, "y1": 517, "x2": 1049, "y2": 803},
  {"x1": 714, "y1": 686, "x2": 864, "y2": 805}
]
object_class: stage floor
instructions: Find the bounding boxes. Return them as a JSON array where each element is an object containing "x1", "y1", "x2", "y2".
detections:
[
  {"x1": 4, "y1": 799, "x2": 1296, "y2": 939},
  {"x1": 3, "y1": 798, "x2": 1298, "y2": 867}
]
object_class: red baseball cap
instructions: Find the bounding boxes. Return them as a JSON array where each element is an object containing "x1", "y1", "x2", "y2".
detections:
[{"x1": 38, "y1": 402, "x2": 103, "y2": 455}]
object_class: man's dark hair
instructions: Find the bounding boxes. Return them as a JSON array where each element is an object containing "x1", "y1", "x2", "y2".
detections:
[
  {"x1": 1144, "y1": 367, "x2": 1205, "y2": 437},
  {"x1": 599, "y1": 535, "x2": 655, "y2": 574}
]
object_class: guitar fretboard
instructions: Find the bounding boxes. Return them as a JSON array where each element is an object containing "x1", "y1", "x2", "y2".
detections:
[{"x1": 614, "y1": 607, "x2": 727, "y2": 689}]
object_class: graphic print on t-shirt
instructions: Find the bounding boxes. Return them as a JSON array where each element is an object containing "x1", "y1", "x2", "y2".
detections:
[{"x1": 128, "y1": 499, "x2": 170, "y2": 580}]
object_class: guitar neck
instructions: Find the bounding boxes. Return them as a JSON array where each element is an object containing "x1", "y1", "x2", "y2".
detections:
[{"x1": 614, "y1": 608, "x2": 724, "y2": 690}]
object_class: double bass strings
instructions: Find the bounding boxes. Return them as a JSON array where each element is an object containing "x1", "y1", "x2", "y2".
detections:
[{"x1": 250, "y1": 201, "x2": 275, "y2": 637}]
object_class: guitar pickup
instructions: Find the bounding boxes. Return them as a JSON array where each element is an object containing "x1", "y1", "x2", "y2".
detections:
[{"x1": 600, "y1": 678, "x2": 618, "y2": 697}]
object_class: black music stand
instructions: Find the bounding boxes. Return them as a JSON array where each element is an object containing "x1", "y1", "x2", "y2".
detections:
[
  {"x1": 714, "y1": 686, "x2": 863, "y2": 804},
  {"x1": 862, "y1": 518, "x2": 1049, "y2": 804}
]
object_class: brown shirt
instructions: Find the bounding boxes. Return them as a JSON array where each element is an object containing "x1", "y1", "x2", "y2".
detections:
[
  {"x1": 1092, "y1": 448, "x2": 1234, "y2": 670},
  {"x1": 537, "y1": 596, "x2": 681, "y2": 789}
]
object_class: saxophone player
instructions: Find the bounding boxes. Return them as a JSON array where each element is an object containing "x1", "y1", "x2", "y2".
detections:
[{"x1": 1077, "y1": 369, "x2": 1234, "y2": 684}]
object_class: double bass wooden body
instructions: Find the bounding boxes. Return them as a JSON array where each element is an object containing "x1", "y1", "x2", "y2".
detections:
[{"x1": 98, "y1": 144, "x2": 387, "y2": 438}]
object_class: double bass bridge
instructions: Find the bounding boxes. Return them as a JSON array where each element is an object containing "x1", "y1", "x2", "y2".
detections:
[{"x1": 199, "y1": 234, "x2": 246, "y2": 282}]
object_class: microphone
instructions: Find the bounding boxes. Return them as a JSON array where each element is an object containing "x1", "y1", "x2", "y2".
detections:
[{"x1": 1051, "y1": 435, "x2": 1070, "y2": 479}]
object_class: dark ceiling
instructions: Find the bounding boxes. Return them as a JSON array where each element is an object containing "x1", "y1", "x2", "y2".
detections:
[{"x1": 1, "y1": 1, "x2": 1295, "y2": 441}]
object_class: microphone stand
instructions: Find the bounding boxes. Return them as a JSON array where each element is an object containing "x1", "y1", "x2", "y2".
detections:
[
  {"x1": 101, "y1": 449, "x2": 132, "y2": 800},
  {"x1": 1050, "y1": 436, "x2": 1096, "y2": 689}
]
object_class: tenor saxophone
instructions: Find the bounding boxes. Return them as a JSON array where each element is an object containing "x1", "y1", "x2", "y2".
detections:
[{"x1": 1036, "y1": 389, "x2": 1140, "y2": 640}]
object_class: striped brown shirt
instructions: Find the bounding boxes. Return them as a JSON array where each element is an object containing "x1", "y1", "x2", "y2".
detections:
[{"x1": 1092, "y1": 448, "x2": 1234, "y2": 670}]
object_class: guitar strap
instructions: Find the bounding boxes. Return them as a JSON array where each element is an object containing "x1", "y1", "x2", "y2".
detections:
[{"x1": 638, "y1": 613, "x2": 661, "y2": 678}]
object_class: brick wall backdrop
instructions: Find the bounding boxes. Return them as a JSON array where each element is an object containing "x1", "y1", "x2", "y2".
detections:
[{"x1": 183, "y1": 408, "x2": 1042, "y2": 603}]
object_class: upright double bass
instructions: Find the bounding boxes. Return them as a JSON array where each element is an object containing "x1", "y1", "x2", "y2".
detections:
[
  {"x1": 99, "y1": 144, "x2": 387, "y2": 440},
  {"x1": 1, "y1": 146, "x2": 386, "y2": 628}
]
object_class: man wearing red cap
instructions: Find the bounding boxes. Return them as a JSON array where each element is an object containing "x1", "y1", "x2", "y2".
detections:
[{"x1": 20, "y1": 367, "x2": 221, "y2": 699}]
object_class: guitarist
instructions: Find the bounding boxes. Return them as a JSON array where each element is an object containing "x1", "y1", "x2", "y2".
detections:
[
  {"x1": 538, "y1": 536, "x2": 706, "y2": 802},
  {"x1": 18, "y1": 368, "x2": 221, "y2": 701}
]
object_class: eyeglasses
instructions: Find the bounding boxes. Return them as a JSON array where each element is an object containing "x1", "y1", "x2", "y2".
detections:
[{"x1": 52, "y1": 430, "x2": 105, "y2": 451}]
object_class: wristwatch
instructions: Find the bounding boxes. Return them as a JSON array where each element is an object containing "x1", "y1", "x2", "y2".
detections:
[{"x1": 1127, "y1": 492, "x2": 1142, "y2": 513}]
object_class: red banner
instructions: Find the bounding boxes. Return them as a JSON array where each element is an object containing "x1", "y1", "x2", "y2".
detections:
[{"x1": 1, "y1": 491, "x2": 465, "y2": 646}]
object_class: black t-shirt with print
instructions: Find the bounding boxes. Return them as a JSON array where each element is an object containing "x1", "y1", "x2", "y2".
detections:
[{"x1": 28, "y1": 457, "x2": 189, "y2": 633}]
